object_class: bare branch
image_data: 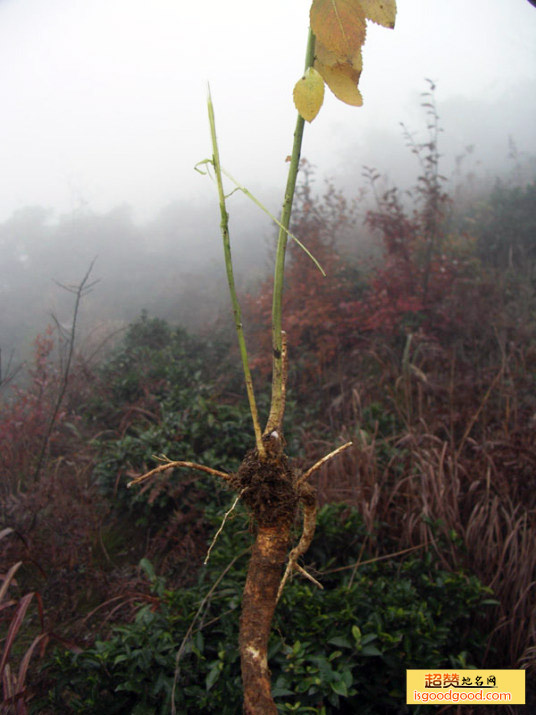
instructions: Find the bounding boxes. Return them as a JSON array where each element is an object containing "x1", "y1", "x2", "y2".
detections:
[
  {"x1": 33, "y1": 258, "x2": 98, "y2": 480},
  {"x1": 0, "y1": 348, "x2": 23, "y2": 391}
]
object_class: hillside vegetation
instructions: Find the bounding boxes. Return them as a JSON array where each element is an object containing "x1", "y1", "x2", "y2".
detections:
[{"x1": 1, "y1": 126, "x2": 535, "y2": 712}]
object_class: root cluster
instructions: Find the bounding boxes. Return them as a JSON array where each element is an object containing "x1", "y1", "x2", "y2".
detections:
[{"x1": 228, "y1": 442, "x2": 300, "y2": 529}]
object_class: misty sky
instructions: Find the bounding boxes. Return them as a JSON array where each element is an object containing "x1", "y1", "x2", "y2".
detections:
[{"x1": 1, "y1": 0, "x2": 536, "y2": 224}]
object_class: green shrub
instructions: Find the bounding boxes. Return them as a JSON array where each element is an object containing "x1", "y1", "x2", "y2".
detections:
[
  {"x1": 86, "y1": 314, "x2": 255, "y2": 520},
  {"x1": 44, "y1": 505, "x2": 495, "y2": 714},
  {"x1": 86, "y1": 312, "x2": 217, "y2": 417},
  {"x1": 93, "y1": 391, "x2": 253, "y2": 519}
]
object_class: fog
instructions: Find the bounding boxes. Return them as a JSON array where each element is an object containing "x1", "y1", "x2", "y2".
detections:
[
  {"x1": 1, "y1": 0, "x2": 536, "y2": 369},
  {"x1": 0, "y1": 194, "x2": 276, "y2": 372}
]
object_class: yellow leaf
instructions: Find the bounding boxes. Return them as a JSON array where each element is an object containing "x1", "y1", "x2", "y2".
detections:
[
  {"x1": 358, "y1": 0, "x2": 396, "y2": 28},
  {"x1": 316, "y1": 39, "x2": 362, "y2": 72},
  {"x1": 315, "y1": 60, "x2": 363, "y2": 106},
  {"x1": 293, "y1": 66, "x2": 325, "y2": 122},
  {"x1": 310, "y1": 0, "x2": 367, "y2": 59}
]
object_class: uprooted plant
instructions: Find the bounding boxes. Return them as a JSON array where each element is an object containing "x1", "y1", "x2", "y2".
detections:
[{"x1": 128, "y1": 2, "x2": 397, "y2": 712}]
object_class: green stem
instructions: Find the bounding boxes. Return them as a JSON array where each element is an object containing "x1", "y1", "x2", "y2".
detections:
[
  {"x1": 266, "y1": 28, "x2": 316, "y2": 435},
  {"x1": 207, "y1": 87, "x2": 265, "y2": 457}
]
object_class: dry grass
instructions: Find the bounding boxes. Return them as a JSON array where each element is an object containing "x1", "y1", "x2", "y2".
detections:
[{"x1": 304, "y1": 338, "x2": 536, "y2": 684}]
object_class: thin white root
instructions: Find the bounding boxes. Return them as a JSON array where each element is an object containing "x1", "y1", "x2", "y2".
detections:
[{"x1": 204, "y1": 489, "x2": 246, "y2": 565}]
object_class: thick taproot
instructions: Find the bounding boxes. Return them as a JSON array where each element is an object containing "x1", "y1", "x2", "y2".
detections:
[{"x1": 239, "y1": 522, "x2": 292, "y2": 715}]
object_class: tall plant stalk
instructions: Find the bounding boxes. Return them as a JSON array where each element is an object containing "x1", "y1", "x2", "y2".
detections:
[{"x1": 266, "y1": 28, "x2": 316, "y2": 434}]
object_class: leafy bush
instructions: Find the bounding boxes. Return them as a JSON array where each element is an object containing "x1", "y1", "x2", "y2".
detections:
[
  {"x1": 87, "y1": 312, "x2": 212, "y2": 415},
  {"x1": 86, "y1": 314, "x2": 256, "y2": 521},
  {"x1": 44, "y1": 504, "x2": 495, "y2": 714},
  {"x1": 93, "y1": 392, "x2": 253, "y2": 518}
]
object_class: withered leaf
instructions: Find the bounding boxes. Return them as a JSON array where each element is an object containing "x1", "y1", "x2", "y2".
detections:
[
  {"x1": 310, "y1": 0, "x2": 367, "y2": 59},
  {"x1": 359, "y1": 0, "x2": 396, "y2": 29},
  {"x1": 315, "y1": 60, "x2": 363, "y2": 106}
]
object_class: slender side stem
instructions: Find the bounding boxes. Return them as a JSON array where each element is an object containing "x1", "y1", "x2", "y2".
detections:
[
  {"x1": 207, "y1": 88, "x2": 265, "y2": 457},
  {"x1": 267, "y1": 28, "x2": 316, "y2": 435}
]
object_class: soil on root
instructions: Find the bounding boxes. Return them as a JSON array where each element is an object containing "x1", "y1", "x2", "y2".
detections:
[{"x1": 228, "y1": 436, "x2": 299, "y2": 528}]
